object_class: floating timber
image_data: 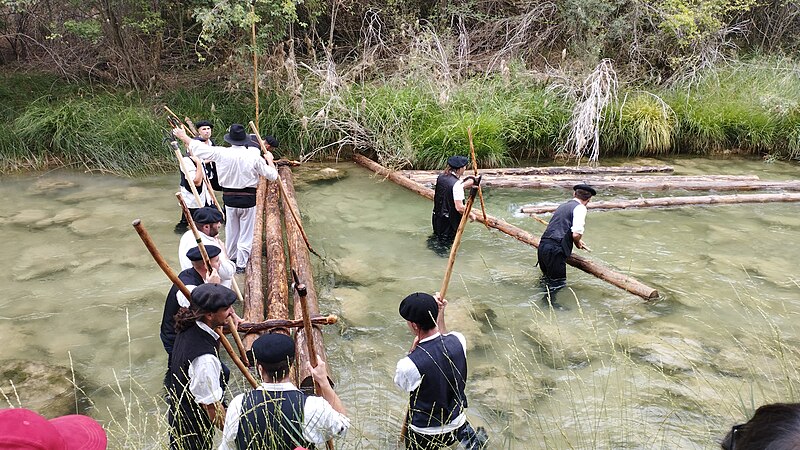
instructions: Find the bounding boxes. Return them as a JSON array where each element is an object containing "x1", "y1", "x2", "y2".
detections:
[
  {"x1": 265, "y1": 179, "x2": 290, "y2": 337},
  {"x1": 243, "y1": 178, "x2": 268, "y2": 347},
  {"x1": 354, "y1": 154, "x2": 659, "y2": 300},
  {"x1": 400, "y1": 172, "x2": 800, "y2": 192},
  {"x1": 521, "y1": 192, "x2": 800, "y2": 214},
  {"x1": 403, "y1": 165, "x2": 674, "y2": 176}
]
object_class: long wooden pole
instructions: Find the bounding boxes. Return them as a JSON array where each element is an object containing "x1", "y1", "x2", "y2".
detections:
[
  {"x1": 131, "y1": 219, "x2": 257, "y2": 387},
  {"x1": 175, "y1": 193, "x2": 249, "y2": 365},
  {"x1": 439, "y1": 184, "x2": 480, "y2": 301},
  {"x1": 251, "y1": 4, "x2": 260, "y2": 127},
  {"x1": 353, "y1": 154, "x2": 659, "y2": 300},
  {"x1": 248, "y1": 121, "x2": 320, "y2": 258},
  {"x1": 467, "y1": 127, "x2": 488, "y2": 228}
]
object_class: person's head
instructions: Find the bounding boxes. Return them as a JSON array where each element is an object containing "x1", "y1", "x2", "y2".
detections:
[
  {"x1": 721, "y1": 403, "x2": 800, "y2": 450},
  {"x1": 446, "y1": 155, "x2": 469, "y2": 176},
  {"x1": 195, "y1": 120, "x2": 213, "y2": 141},
  {"x1": 572, "y1": 184, "x2": 596, "y2": 202},
  {"x1": 190, "y1": 283, "x2": 237, "y2": 328},
  {"x1": 192, "y1": 207, "x2": 223, "y2": 237},
  {"x1": 399, "y1": 292, "x2": 438, "y2": 333},
  {"x1": 186, "y1": 245, "x2": 221, "y2": 272},
  {"x1": 224, "y1": 124, "x2": 254, "y2": 148},
  {"x1": 264, "y1": 135, "x2": 279, "y2": 149},
  {"x1": 252, "y1": 332, "x2": 295, "y2": 382},
  {"x1": 0, "y1": 408, "x2": 107, "y2": 450}
]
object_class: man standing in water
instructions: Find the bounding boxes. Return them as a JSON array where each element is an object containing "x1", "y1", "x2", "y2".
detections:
[
  {"x1": 177, "y1": 207, "x2": 235, "y2": 288},
  {"x1": 219, "y1": 332, "x2": 350, "y2": 449},
  {"x1": 166, "y1": 283, "x2": 236, "y2": 450},
  {"x1": 430, "y1": 155, "x2": 476, "y2": 253},
  {"x1": 537, "y1": 183, "x2": 596, "y2": 305},
  {"x1": 173, "y1": 124, "x2": 278, "y2": 274},
  {"x1": 395, "y1": 292, "x2": 487, "y2": 450}
]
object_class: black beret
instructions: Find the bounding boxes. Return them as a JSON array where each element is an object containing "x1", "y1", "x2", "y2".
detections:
[
  {"x1": 191, "y1": 283, "x2": 236, "y2": 312},
  {"x1": 447, "y1": 155, "x2": 469, "y2": 169},
  {"x1": 264, "y1": 135, "x2": 279, "y2": 148},
  {"x1": 399, "y1": 292, "x2": 438, "y2": 329},
  {"x1": 252, "y1": 333, "x2": 295, "y2": 365},
  {"x1": 195, "y1": 120, "x2": 213, "y2": 129},
  {"x1": 573, "y1": 184, "x2": 597, "y2": 196},
  {"x1": 186, "y1": 245, "x2": 221, "y2": 262},
  {"x1": 192, "y1": 207, "x2": 223, "y2": 224}
]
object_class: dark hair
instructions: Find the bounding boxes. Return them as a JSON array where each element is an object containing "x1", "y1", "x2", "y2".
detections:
[
  {"x1": 721, "y1": 403, "x2": 800, "y2": 450},
  {"x1": 258, "y1": 360, "x2": 292, "y2": 381},
  {"x1": 575, "y1": 189, "x2": 593, "y2": 201},
  {"x1": 174, "y1": 306, "x2": 204, "y2": 332}
]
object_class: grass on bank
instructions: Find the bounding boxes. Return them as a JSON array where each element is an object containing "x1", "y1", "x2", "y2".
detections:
[{"x1": 1, "y1": 57, "x2": 799, "y2": 175}]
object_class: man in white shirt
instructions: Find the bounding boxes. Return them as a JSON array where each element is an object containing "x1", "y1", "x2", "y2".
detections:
[
  {"x1": 395, "y1": 292, "x2": 487, "y2": 450},
  {"x1": 173, "y1": 124, "x2": 279, "y2": 274},
  {"x1": 166, "y1": 283, "x2": 237, "y2": 450},
  {"x1": 219, "y1": 333, "x2": 350, "y2": 450},
  {"x1": 537, "y1": 183, "x2": 596, "y2": 305},
  {"x1": 178, "y1": 207, "x2": 235, "y2": 288},
  {"x1": 430, "y1": 155, "x2": 476, "y2": 255}
]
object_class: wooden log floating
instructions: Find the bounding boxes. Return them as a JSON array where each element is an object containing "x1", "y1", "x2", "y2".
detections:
[
  {"x1": 265, "y1": 178, "x2": 291, "y2": 336},
  {"x1": 232, "y1": 315, "x2": 339, "y2": 334},
  {"x1": 243, "y1": 178, "x2": 268, "y2": 347},
  {"x1": 521, "y1": 192, "x2": 800, "y2": 214},
  {"x1": 403, "y1": 165, "x2": 675, "y2": 176},
  {"x1": 354, "y1": 154, "x2": 660, "y2": 300},
  {"x1": 279, "y1": 166, "x2": 332, "y2": 388}
]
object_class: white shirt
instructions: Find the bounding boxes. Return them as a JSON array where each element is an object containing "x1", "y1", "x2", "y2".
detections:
[
  {"x1": 219, "y1": 381, "x2": 350, "y2": 449},
  {"x1": 189, "y1": 141, "x2": 278, "y2": 189},
  {"x1": 570, "y1": 198, "x2": 588, "y2": 235},
  {"x1": 188, "y1": 321, "x2": 224, "y2": 405},
  {"x1": 179, "y1": 156, "x2": 210, "y2": 209},
  {"x1": 394, "y1": 332, "x2": 468, "y2": 435},
  {"x1": 177, "y1": 231, "x2": 236, "y2": 288},
  {"x1": 452, "y1": 179, "x2": 466, "y2": 203}
]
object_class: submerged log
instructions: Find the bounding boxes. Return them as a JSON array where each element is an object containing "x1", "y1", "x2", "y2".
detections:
[
  {"x1": 354, "y1": 154, "x2": 659, "y2": 300},
  {"x1": 279, "y1": 166, "x2": 331, "y2": 389},
  {"x1": 521, "y1": 192, "x2": 800, "y2": 214},
  {"x1": 403, "y1": 165, "x2": 674, "y2": 176},
  {"x1": 401, "y1": 173, "x2": 789, "y2": 192},
  {"x1": 243, "y1": 178, "x2": 268, "y2": 348},
  {"x1": 265, "y1": 178, "x2": 290, "y2": 337}
]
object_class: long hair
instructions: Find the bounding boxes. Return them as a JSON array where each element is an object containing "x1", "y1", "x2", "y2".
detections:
[{"x1": 174, "y1": 305, "x2": 205, "y2": 332}]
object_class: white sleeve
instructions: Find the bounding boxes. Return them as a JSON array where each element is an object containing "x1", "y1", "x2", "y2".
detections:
[
  {"x1": 188, "y1": 354, "x2": 223, "y2": 405},
  {"x1": 218, "y1": 394, "x2": 245, "y2": 450},
  {"x1": 452, "y1": 180, "x2": 465, "y2": 202},
  {"x1": 178, "y1": 233, "x2": 195, "y2": 270},
  {"x1": 189, "y1": 140, "x2": 218, "y2": 161},
  {"x1": 176, "y1": 284, "x2": 195, "y2": 308},
  {"x1": 257, "y1": 159, "x2": 279, "y2": 181},
  {"x1": 571, "y1": 203, "x2": 587, "y2": 234},
  {"x1": 394, "y1": 356, "x2": 422, "y2": 392},
  {"x1": 302, "y1": 396, "x2": 351, "y2": 444}
]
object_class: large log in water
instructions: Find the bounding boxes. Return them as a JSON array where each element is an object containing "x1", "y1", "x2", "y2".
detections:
[
  {"x1": 353, "y1": 154, "x2": 659, "y2": 300},
  {"x1": 279, "y1": 166, "x2": 331, "y2": 388},
  {"x1": 401, "y1": 173, "x2": 798, "y2": 192},
  {"x1": 521, "y1": 192, "x2": 800, "y2": 214},
  {"x1": 243, "y1": 178, "x2": 268, "y2": 347},
  {"x1": 403, "y1": 165, "x2": 674, "y2": 177},
  {"x1": 265, "y1": 179, "x2": 290, "y2": 337}
]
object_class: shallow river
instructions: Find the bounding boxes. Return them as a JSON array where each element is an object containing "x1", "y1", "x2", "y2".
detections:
[{"x1": 1, "y1": 157, "x2": 799, "y2": 449}]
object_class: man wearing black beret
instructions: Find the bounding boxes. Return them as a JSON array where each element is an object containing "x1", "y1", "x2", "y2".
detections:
[
  {"x1": 537, "y1": 183, "x2": 597, "y2": 305},
  {"x1": 431, "y1": 155, "x2": 477, "y2": 249},
  {"x1": 166, "y1": 283, "x2": 237, "y2": 450},
  {"x1": 160, "y1": 245, "x2": 222, "y2": 357},
  {"x1": 219, "y1": 333, "x2": 350, "y2": 450},
  {"x1": 178, "y1": 207, "x2": 235, "y2": 289},
  {"x1": 394, "y1": 292, "x2": 487, "y2": 449},
  {"x1": 193, "y1": 120, "x2": 222, "y2": 191}
]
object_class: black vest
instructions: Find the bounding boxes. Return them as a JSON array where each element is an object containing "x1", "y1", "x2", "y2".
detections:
[
  {"x1": 166, "y1": 323, "x2": 223, "y2": 450},
  {"x1": 540, "y1": 200, "x2": 580, "y2": 257},
  {"x1": 160, "y1": 268, "x2": 204, "y2": 356},
  {"x1": 179, "y1": 161, "x2": 206, "y2": 196},
  {"x1": 407, "y1": 334, "x2": 468, "y2": 428},
  {"x1": 432, "y1": 172, "x2": 461, "y2": 235},
  {"x1": 235, "y1": 389, "x2": 309, "y2": 450}
]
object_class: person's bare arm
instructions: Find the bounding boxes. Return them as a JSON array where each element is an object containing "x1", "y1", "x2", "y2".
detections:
[
  {"x1": 203, "y1": 402, "x2": 226, "y2": 430},
  {"x1": 309, "y1": 359, "x2": 347, "y2": 415},
  {"x1": 433, "y1": 292, "x2": 448, "y2": 334}
]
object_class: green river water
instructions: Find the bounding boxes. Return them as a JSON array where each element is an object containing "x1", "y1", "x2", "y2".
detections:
[{"x1": 0, "y1": 157, "x2": 799, "y2": 449}]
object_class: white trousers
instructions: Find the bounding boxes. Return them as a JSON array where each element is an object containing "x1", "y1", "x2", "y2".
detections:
[{"x1": 224, "y1": 205, "x2": 256, "y2": 269}]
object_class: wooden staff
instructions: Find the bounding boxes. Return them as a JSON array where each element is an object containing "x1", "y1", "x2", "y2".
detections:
[
  {"x1": 248, "y1": 121, "x2": 320, "y2": 258},
  {"x1": 293, "y1": 270, "x2": 335, "y2": 450},
  {"x1": 184, "y1": 117, "x2": 199, "y2": 136},
  {"x1": 251, "y1": 3, "x2": 260, "y2": 126},
  {"x1": 467, "y1": 127, "x2": 489, "y2": 229},
  {"x1": 233, "y1": 315, "x2": 338, "y2": 333},
  {"x1": 168, "y1": 137, "x2": 204, "y2": 208},
  {"x1": 439, "y1": 180, "x2": 481, "y2": 301},
  {"x1": 164, "y1": 106, "x2": 192, "y2": 135},
  {"x1": 131, "y1": 219, "x2": 257, "y2": 387},
  {"x1": 176, "y1": 193, "x2": 250, "y2": 366}
]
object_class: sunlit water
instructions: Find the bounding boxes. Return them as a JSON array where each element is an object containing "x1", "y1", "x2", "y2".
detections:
[{"x1": 1, "y1": 157, "x2": 799, "y2": 449}]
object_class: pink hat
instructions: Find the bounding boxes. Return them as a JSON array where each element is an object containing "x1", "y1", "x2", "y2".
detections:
[{"x1": 0, "y1": 408, "x2": 107, "y2": 450}]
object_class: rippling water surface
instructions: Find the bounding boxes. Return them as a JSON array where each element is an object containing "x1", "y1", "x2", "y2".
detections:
[{"x1": 1, "y1": 157, "x2": 798, "y2": 449}]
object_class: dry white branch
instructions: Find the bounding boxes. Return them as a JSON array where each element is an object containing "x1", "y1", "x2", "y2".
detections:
[{"x1": 563, "y1": 59, "x2": 618, "y2": 164}]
